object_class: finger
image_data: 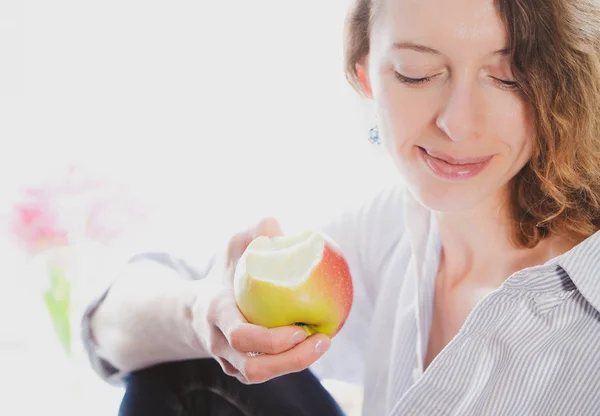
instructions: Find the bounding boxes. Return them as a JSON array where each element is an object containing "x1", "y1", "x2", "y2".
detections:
[
  {"x1": 212, "y1": 294, "x2": 308, "y2": 354},
  {"x1": 205, "y1": 326, "x2": 244, "y2": 377},
  {"x1": 235, "y1": 373, "x2": 249, "y2": 384},
  {"x1": 253, "y1": 217, "x2": 284, "y2": 239},
  {"x1": 243, "y1": 334, "x2": 331, "y2": 384},
  {"x1": 217, "y1": 356, "x2": 240, "y2": 378},
  {"x1": 228, "y1": 323, "x2": 308, "y2": 354},
  {"x1": 226, "y1": 232, "x2": 254, "y2": 269},
  {"x1": 209, "y1": 326, "x2": 250, "y2": 377}
]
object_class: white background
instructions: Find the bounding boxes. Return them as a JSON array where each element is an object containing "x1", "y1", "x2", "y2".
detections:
[{"x1": 0, "y1": 1, "x2": 398, "y2": 414}]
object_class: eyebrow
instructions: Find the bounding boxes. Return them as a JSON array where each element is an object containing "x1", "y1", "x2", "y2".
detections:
[{"x1": 393, "y1": 41, "x2": 509, "y2": 56}]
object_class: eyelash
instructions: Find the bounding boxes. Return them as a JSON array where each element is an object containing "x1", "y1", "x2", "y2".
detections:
[{"x1": 394, "y1": 72, "x2": 519, "y2": 90}]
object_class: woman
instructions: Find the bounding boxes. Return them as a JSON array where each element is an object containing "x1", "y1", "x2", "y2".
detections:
[{"x1": 84, "y1": 0, "x2": 600, "y2": 414}]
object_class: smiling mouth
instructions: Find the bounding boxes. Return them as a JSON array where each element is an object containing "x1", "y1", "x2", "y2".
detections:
[
  {"x1": 418, "y1": 146, "x2": 493, "y2": 165},
  {"x1": 417, "y1": 146, "x2": 494, "y2": 181}
]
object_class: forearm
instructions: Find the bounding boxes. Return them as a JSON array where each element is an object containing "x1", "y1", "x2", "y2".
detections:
[{"x1": 90, "y1": 260, "x2": 211, "y2": 374}]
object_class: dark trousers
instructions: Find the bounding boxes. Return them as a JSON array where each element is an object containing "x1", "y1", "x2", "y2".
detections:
[{"x1": 119, "y1": 358, "x2": 346, "y2": 416}]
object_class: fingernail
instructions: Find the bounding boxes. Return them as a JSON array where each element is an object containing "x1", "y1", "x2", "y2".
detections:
[
  {"x1": 291, "y1": 331, "x2": 307, "y2": 345},
  {"x1": 315, "y1": 339, "x2": 330, "y2": 355}
]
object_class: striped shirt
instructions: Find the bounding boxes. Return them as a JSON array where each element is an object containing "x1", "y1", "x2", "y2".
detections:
[{"x1": 82, "y1": 183, "x2": 600, "y2": 415}]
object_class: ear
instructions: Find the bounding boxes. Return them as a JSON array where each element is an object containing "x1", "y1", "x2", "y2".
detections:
[{"x1": 356, "y1": 58, "x2": 373, "y2": 98}]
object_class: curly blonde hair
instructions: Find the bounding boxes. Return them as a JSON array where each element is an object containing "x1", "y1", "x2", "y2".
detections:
[{"x1": 344, "y1": 0, "x2": 600, "y2": 248}]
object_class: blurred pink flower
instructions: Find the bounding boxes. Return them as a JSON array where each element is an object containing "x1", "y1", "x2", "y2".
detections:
[
  {"x1": 10, "y1": 188, "x2": 69, "y2": 255},
  {"x1": 7, "y1": 164, "x2": 150, "y2": 254}
]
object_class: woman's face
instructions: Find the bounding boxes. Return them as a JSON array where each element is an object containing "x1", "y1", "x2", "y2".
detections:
[{"x1": 361, "y1": 0, "x2": 534, "y2": 212}]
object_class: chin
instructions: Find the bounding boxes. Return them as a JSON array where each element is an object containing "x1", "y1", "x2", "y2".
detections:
[{"x1": 404, "y1": 177, "x2": 500, "y2": 213}]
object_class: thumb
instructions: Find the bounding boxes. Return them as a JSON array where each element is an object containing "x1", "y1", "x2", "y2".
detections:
[
  {"x1": 252, "y1": 216, "x2": 284, "y2": 239},
  {"x1": 226, "y1": 217, "x2": 284, "y2": 269}
]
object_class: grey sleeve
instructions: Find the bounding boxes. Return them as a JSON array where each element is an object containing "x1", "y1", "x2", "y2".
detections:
[{"x1": 80, "y1": 251, "x2": 215, "y2": 386}]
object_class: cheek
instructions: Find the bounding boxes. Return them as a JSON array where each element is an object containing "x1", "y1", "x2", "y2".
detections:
[
  {"x1": 488, "y1": 94, "x2": 534, "y2": 154},
  {"x1": 375, "y1": 79, "x2": 436, "y2": 147}
]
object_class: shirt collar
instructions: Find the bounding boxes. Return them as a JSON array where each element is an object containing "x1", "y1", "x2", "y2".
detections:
[{"x1": 557, "y1": 230, "x2": 600, "y2": 312}]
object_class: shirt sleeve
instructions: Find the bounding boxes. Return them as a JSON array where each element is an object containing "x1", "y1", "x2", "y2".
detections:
[{"x1": 80, "y1": 251, "x2": 217, "y2": 385}]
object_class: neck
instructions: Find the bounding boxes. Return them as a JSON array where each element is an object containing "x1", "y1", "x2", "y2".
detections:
[{"x1": 433, "y1": 186, "x2": 573, "y2": 288}]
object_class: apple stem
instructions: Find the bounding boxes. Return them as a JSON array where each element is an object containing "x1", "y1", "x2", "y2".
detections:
[{"x1": 296, "y1": 323, "x2": 317, "y2": 336}]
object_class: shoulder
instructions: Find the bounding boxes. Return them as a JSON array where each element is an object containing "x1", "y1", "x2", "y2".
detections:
[
  {"x1": 323, "y1": 181, "x2": 408, "y2": 252},
  {"x1": 350, "y1": 182, "x2": 411, "y2": 296},
  {"x1": 353, "y1": 180, "x2": 408, "y2": 246},
  {"x1": 359, "y1": 182, "x2": 408, "y2": 237}
]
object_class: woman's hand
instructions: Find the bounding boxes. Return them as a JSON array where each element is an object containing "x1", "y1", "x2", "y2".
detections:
[{"x1": 189, "y1": 217, "x2": 331, "y2": 384}]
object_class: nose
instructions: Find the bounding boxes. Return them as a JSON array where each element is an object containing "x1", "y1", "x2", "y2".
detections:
[{"x1": 435, "y1": 79, "x2": 484, "y2": 143}]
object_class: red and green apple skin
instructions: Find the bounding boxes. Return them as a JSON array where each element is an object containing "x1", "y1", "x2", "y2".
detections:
[{"x1": 233, "y1": 230, "x2": 354, "y2": 337}]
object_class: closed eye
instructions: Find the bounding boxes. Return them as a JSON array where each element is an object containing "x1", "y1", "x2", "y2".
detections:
[
  {"x1": 492, "y1": 77, "x2": 519, "y2": 90},
  {"x1": 396, "y1": 72, "x2": 520, "y2": 91},
  {"x1": 394, "y1": 72, "x2": 434, "y2": 85}
]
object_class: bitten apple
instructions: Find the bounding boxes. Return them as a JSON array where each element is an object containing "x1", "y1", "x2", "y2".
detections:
[{"x1": 233, "y1": 229, "x2": 353, "y2": 337}]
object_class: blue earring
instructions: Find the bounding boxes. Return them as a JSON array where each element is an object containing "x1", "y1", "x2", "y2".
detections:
[{"x1": 369, "y1": 126, "x2": 380, "y2": 145}]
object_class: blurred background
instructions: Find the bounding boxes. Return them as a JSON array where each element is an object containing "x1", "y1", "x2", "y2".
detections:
[{"x1": 0, "y1": 1, "x2": 397, "y2": 414}]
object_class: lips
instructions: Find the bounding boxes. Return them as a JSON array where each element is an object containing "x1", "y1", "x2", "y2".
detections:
[
  {"x1": 419, "y1": 147, "x2": 493, "y2": 165},
  {"x1": 417, "y1": 146, "x2": 494, "y2": 180}
]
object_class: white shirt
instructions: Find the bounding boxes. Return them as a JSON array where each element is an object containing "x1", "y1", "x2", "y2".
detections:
[{"x1": 83, "y1": 183, "x2": 600, "y2": 415}]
